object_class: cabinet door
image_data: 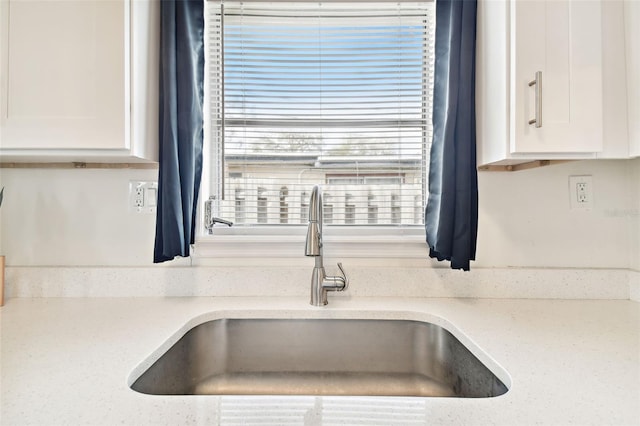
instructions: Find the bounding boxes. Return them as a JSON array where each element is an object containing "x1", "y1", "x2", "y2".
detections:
[
  {"x1": 626, "y1": 0, "x2": 640, "y2": 157},
  {"x1": 511, "y1": 0, "x2": 603, "y2": 154},
  {"x1": 0, "y1": 0, "x2": 127, "y2": 150}
]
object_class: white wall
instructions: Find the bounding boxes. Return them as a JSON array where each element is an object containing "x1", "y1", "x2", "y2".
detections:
[
  {"x1": 477, "y1": 159, "x2": 639, "y2": 269},
  {"x1": 630, "y1": 158, "x2": 640, "y2": 271},
  {"x1": 0, "y1": 159, "x2": 638, "y2": 269},
  {"x1": 0, "y1": 168, "x2": 158, "y2": 266}
]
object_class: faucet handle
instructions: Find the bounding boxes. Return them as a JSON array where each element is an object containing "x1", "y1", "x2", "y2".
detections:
[
  {"x1": 336, "y1": 262, "x2": 348, "y2": 291},
  {"x1": 209, "y1": 216, "x2": 233, "y2": 228}
]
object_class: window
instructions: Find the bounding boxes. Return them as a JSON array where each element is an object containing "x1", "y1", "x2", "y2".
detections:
[
  {"x1": 367, "y1": 194, "x2": 379, "y2": 224},
  {"x1": 257, "y1": 187, "x2": 268, "y2": 223},
  {"x1": 205, "y1": 1, "x2": 434, "y2": 228},
  {"x1": 391, "y1": 194, "x2": 401, "y2": 224},
  {"x1": 279, "y1": 186, "x2": 289, "y2": 224},
  {"x1": 323, "y1": 193, "x2": 334, "y2": 224},
  {"x1": 300, "y1": 191, "x2": 309, "y2": 223},
  {"x1": 234, "y1": 188, "x2": 246, "y2": 223},
  {"x1": 344, "y1": 194, "x2": 356, "y2": 225}
]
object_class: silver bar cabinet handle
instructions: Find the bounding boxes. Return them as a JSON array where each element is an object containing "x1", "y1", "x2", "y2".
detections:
[{"x1": 528, "y1": 71, "x2": 542, "y2": 128}]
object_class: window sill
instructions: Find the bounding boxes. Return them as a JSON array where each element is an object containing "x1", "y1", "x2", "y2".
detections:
[{"x1": 192, "y1": 226, "x2": 429, "y2": 264}]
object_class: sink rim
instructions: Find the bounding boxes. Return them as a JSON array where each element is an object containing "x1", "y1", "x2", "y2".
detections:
[{"x1": 127, "y1": 309, "x2": 512, "y2": 395}]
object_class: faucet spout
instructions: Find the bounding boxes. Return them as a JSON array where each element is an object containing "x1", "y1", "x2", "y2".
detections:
[
  {"x1": 304, "y1": 185, "x2": 348, "y2": 306},
  {"x1": 308, "y1": 185, "x2": 323, "y2": 228},
  {"x1": 305, "y1": 187, "x2": 322, "y2": 258}
]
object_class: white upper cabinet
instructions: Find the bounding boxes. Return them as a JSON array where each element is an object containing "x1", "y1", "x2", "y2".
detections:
[
  {"x1": 598, "y1": 0, "x2": 631, "y2": 159},
  {"x1": 0, "y1": 0, "x2": 158, "y2": 162},
  {"x1": 625, "y1": 0, "x2": 640, "y2": 157},
  {"x1": 476, "y1": 0, "x2": 628, "y2": 167},
  {"x1": 511, "y1": 0, "x2": 602, "y2": 155}
]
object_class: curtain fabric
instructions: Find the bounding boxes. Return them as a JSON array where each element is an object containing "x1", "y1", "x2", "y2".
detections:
[
  {"x1": 425, "y1": 0, "x2": 478, "y2": 271},
  {"x1": 154, "y1": 0, "x2": 205, "y2": 263}
]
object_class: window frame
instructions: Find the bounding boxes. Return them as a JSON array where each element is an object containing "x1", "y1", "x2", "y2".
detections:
[{"x1": 195, "y1": 0, "x2": 432, "y2": 261}]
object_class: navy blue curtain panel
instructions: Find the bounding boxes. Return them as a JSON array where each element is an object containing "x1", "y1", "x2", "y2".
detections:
[
  {"x1": 154, "y1": 0, "x2": 205, "y2": 263},
  {"x1": 425, "y1": 0, "x2": 478, "y2": 271}
]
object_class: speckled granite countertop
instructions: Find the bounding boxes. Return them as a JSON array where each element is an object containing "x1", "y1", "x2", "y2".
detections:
[{"x1": 1, "y1": 297, "x2": 638, "y2": 425}]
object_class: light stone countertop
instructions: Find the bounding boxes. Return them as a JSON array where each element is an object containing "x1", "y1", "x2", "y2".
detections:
[{"x1": 1, "y1": 297, "x2": 638, "y2": 425}]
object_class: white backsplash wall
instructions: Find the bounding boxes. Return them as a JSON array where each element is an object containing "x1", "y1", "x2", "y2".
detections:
[
  {"x1": 631, "y1": 158, "x2": 640, "y2": 271},
  {"x1": 0, "y1": 167, "x2": 159, "y2": 266},
  {"x1": 477, "y1": 158, "x2": 639, "y2": 269},
  {"x1": 0, "y1": 159, "x2": 638, "y2": 269}
]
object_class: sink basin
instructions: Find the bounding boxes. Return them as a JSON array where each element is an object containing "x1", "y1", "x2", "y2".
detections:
[{"x1": 130, "y1": 318, "x2": 508, "y2": 398}]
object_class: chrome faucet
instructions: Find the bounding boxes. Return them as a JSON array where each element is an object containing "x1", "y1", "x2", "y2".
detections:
[{"x1": 305, "y1": 185, "x2": 348, "y2": 306}]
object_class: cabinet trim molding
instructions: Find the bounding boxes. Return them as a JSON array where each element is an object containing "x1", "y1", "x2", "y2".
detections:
[{"x1": 0, "y1": 162, "x2": 158, "y2": 170}]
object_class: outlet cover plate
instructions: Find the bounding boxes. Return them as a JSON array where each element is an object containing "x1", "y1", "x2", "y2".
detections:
[
  {"x1": 569, "y1": 175, "x2": 593, "y2": 210},
  {"x1": 129, "y1": 181, "x2": 158, "y2": 214}
]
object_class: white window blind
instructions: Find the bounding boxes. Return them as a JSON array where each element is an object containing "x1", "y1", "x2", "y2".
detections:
[{"x1": 206, "y1": 1, "x2": 434, "y2": 226}]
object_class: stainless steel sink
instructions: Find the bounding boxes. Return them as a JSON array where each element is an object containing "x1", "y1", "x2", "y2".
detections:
[{"x1": 130, "y1": 318, "x2": 508, "y2": 398}]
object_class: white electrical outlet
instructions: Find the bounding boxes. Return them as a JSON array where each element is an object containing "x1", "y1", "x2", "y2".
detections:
[
  {"x1": 129, "y1": 181, "x2": 158, "y2": 214},
  {"x1": 569, "y1": 175, "x2": 593, "y2": 210},
  {"x1": 134, "y1": 187, "x2": 144, "y2": 207}
]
